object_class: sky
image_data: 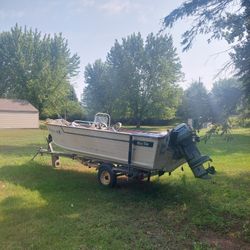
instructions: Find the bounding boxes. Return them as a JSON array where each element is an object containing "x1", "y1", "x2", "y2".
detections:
[{"x1": 0, "y1": 0, "x2": 232, "y2": 99}]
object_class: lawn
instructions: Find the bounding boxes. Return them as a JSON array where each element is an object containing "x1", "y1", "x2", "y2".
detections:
[{"x1": 0, "y1": 127, "x2": 249, "y2": 250}]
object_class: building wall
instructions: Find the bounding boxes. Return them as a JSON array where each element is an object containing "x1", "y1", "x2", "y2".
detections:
[{"x1": 0, "y1": 111, "x2": 39, "y2": 128}]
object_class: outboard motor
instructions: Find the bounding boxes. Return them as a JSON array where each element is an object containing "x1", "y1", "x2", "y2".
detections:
[{"x1": 170, "y1": 123, "x2": 215, "y2": 179}]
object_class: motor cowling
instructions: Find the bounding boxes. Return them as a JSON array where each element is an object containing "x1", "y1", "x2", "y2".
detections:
[{"x1": 170, "y1": 123, "x2": 214, "y2": 179}]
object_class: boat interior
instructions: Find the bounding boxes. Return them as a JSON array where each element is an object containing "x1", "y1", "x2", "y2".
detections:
[{"x1": 47, "y1": 113, "x2": 168, "y2": 137}]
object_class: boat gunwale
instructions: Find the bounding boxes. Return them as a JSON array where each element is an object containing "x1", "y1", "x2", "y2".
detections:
[{"x1": 46, "y1": 122, "x2": 168, "y2": 139}]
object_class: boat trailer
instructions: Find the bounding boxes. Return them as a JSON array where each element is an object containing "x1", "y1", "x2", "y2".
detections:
[
  {"x1": 32, "y1": 126, "x2": 216, "y2": 188},
  {"x1": 32, "y1": 136, "x2": 163, "y2": 187}
]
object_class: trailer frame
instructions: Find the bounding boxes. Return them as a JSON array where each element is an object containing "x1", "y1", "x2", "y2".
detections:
[{"x1": 31, "y1": 137, "x2": 165, "y2": 187}]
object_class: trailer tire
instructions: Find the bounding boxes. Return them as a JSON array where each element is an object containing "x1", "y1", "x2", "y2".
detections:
[{"x1": 98, "y1": 164, "x2": 117, "y2": 187}]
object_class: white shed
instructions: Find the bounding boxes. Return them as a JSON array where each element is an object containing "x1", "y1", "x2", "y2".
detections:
[{"x1": 0, "y1": 99, "x2": 39, "y2": 128}]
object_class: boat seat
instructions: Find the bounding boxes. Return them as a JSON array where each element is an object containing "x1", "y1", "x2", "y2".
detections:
[
  {"x1": 112, "y1": 122, "x2": 122, "y2": 131},
  {"x1": 95, "y1": 122, "x2": 108, "y2": 129}
]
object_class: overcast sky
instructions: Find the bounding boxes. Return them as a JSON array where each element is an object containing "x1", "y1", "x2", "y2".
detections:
[{"x1": 0, "y1": 0, "x2": 232, "y2": 99}]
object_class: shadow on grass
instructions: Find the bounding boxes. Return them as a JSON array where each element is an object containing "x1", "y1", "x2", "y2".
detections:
[
  {"x1": 0, "y1": 161, "x2": 249, "y2": 209},
  {"x1": 0, "y1": 161, "x2": 193, "y2": 204},
  {"x1": 0, "y1": 162, "x2": 194, "y2": 249},
  {"x1": 0, "y1": 162, "x2": 249, "y2": 249}
]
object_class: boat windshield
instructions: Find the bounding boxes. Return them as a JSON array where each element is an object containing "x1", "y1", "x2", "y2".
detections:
[{"x1": 94, "y1": 113, "x2": 111, "y2": 127}]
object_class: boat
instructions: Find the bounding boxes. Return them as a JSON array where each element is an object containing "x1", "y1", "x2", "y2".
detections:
[{"x1": 46, "y1": 113, "x2": 215, "y2": 186}]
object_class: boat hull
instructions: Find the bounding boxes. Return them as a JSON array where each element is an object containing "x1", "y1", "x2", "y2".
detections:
[{"x1": 47, "y1": 124, "x2": 185, "y2": 172}]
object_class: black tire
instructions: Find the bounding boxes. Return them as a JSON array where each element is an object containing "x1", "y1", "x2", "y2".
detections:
[{"x1": 98, "y1": 164, "x2": 117, "y2": 187}]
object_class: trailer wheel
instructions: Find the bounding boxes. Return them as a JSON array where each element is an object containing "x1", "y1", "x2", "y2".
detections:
[{"x1": 98, "y1": 165, "x2": 117, "y2": 187}]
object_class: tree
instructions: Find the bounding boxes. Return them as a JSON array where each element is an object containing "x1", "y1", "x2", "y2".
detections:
[
  {"x1": 83, "y1": 33, "x2": 182, "y2": 127},
  {"x1": 58, "y1": 85, "x2": 84, "y2": 121},
  {"x1": 83, "y1": 60, "x2": 117, "y2": 117},
  {"x1": 232, "y1": 37, "x2": 250, "y2": 106},
  {"x1": 210, "y1": 78, "x2": 243, "y2": 122},
  {"x1": 163, "y1": 0, "x2": 250, "y2": 108},
  {"x1": 177, "y1": 81, "x2": 211, "y2": 128},
  {"x1": 0, "y1": 24, "x2": 80, "y2": 117}
]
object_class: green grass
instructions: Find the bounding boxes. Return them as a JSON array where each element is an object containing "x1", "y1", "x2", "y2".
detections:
[{"x1": 0, "y1": 128, "x2": 249, "y2": 249}]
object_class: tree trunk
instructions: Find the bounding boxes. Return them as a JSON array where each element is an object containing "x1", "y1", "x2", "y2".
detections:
[{"x1": 136, "y1": 118, "x2": 141, "y2": 128}]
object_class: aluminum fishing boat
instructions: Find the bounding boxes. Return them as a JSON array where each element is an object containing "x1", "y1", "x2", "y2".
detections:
[{"x1": 46, "y1": 113, "x2": 215, "y2": 186}]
